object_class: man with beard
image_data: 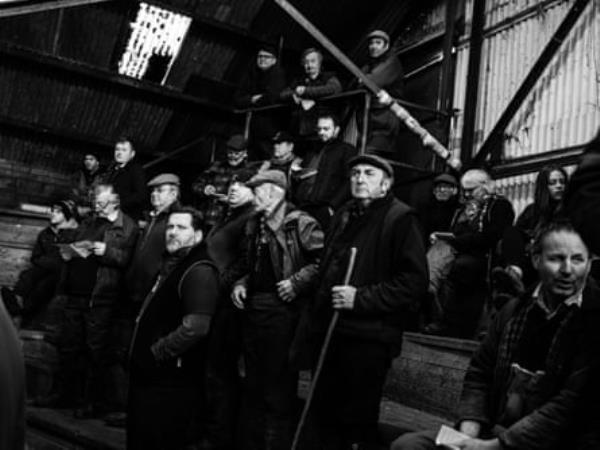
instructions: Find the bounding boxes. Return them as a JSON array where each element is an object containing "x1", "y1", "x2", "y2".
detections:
[
  {"x1": 192, "y1": 134, "x2": 260, "y2": 230},
  {"x1": 294, "y1": 113, "x2": 357, "y2": 229},
  {"x1": 232, "y1": 170, "x2": 323, "y2": 450},
  {"x1": 128, "y1": 207, "x2": 220, "y2": 450},
  {"x1": 259, "y1": 131, "x2": 303, "y2": 192},
  {"x1": 359, "y1": 30, "x2": 405, "y2": 155}
]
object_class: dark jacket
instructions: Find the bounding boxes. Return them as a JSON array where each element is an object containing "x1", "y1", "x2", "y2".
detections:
[
  {"x1": 280, "y1": 71, "x2": 342, "y2": 137},
  {"x1": 450, "y1": 194, "x2": 515, "y2": 257},
  {"x1": 59, "y1": 211, "x2": 138, "y2": 305},
  {"x1": 310, "y1": 194, "x2": 428, "y2": 350},
  {"x1": 31, "y1": 225, "x2": 79, "y2": 273},
  {"x1": 72, "y1": 166, "x2": 104, "y2": 207},
  {"x1": 102, "y1": 161, "x2": 146, "y2": 221},
  {"x1": 458, "y1": 282, "x2": 600, "y2": 450},
  {"x1": 294, "y1": 139, "x2": 357, "y2": 211},
  {"x1": 129, "y1": 244, "x2": 219, "y2": 386},
  {"x1": 361, "y1": 50, "x2": 405, "y2": 108},
  {"x1": 235, "y1": 203, "x2": 324, "y2": 298},
  {"x1": 206, "y1": 203, "x2": 256, "y2": 290},
  {"x1": 126, "y1": 201, "x2": 181, "y2": 303}
]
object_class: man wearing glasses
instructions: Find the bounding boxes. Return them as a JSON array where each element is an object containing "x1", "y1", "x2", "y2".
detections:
[{"x1": 54, "y1": 184, "x2": 138, "y2": 418}]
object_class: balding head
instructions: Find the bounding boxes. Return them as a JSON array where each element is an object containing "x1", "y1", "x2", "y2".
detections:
[{"x1": 461, "y1": 169, "x2": 494, "y2": 202}]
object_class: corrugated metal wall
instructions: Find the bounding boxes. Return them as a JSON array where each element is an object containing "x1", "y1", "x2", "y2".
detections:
[{"x1": 449, "y1": 0, "x2": 600, "y2": 160}]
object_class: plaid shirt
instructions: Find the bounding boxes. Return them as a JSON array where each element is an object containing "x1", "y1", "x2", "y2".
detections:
[{"x1": 192, "y1": 160, "x2": 260, "y2": 229}]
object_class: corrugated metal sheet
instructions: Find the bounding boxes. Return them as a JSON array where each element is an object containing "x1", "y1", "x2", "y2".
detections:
[{"x1": 449, "y1": 0, "x2": 600, "y2": 160}]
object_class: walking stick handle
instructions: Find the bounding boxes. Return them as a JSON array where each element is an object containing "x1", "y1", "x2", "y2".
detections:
[{"x1": 291, "y1": 247, "x2": 358, "y2": 450}]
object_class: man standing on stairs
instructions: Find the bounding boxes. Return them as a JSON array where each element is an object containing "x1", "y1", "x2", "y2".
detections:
[{"x1": 306, "y1": 154, "x2": 428, "y2": 450}]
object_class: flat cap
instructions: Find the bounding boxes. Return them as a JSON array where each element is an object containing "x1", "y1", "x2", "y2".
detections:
[
  {"x1": 226, "y1": 134, "x2": 248, "y2": 152},
  {"x1": 433, "y1": 173, "x2": 458, "y2": 187},
  {"x1": 272, "y1": 131, "x2": 294, "y2": 143},
  {"x1": 258, "y1": 43, "x2": 277, "y2": 57},
  {"x1": 367, "y1": 30, "x2": 390, "y2": 43},
  {"x1": 147, "y1": 173, "x2": 180, "y2": 187},
  {"x1": 349, "y1": 154, "x2": 394, "y2": 178},
  {"x1": 246, "y1": 170, "x2": 287, "y2": 190}
]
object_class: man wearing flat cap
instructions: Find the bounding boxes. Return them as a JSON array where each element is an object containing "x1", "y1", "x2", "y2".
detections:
[
  {"x1": 359, "y1": 29, "x2": 405, "y2": 155},
  {"x1": 259, "y1": 131, "x2": 303, "y2": 192},
  {"x1": 192, "y1": 134, "x2": 261, "y2": 230},
  {"x1": 307, "y1": 154, "x2": 428, "y2": 449},
  {"x1": 235, "y1": 44, "x2": 287, "y2": 160},
  {"x1": 231, "y1": 170, "x2": 323, "y2": 449}
]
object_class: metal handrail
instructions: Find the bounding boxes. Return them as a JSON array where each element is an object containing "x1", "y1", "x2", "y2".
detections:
[{"x1": 234, "y1": 88, "x2": 448, "y2": 117}]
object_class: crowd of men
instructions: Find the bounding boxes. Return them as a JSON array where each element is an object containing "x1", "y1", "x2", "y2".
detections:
[{"x1": 1, "y1": 28, "x2": 600, "y2": 450}]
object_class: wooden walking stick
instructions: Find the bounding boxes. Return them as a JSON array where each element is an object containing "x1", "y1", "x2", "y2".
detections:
[
  {"x1": 272, "y1": 0, "x2": 462, "y2": 172},
  {"x1": 290, "y1": 246, "x2": 358, "y2": 450}
]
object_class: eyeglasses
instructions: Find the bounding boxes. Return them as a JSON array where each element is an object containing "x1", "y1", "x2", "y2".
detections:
[{"x1": 94, "y1": 200, "x2": 114, "y2": 209}]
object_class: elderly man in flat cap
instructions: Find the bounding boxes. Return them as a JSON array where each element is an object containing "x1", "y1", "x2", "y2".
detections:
[
  {"x1": 231, "y1": 170, "x2": 323, "y2": 450},
  {"x1": 192, "y1": 134, "x2": 261, "y2": 231},
  {"x1": 307, "y1": 154, "x2": 428, "y2": 449},
  {"x1": 359, "y1": 30, "x2": 405, "y2": 155}
]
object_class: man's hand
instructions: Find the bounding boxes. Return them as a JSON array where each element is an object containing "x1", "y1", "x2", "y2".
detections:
[
  {"x1": 231, "y1": 285, "x2": 247, "y2": 310},
  {"x1": 277, "y1": 279, "x2": 296, "y2": 302},
  {"x1": 204, "y1": 185, "x2": 217, "y2": 197},
  {"x1": 458, "y1": 420, "x2": 481, "y2": 439},
  {"x1": 294, "y1": 86, "x2": 306, "y2": 96},
  {"x1": 92, "y1": 241, "x2": 107, "y2": 256},
  {"x1": 251, "y1": 94, "x2": 263, "y2": 104},
  {"x1": 456, "y1": 438, "x2": 501, "y2": 450},
  {"x1": 331, "y1": 285, "x2": 357, "y2": 310}
]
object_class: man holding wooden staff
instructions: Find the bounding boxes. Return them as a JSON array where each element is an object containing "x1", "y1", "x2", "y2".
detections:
[{"x1": 305, "y1": 154, "x2": 428, "y2": 449}]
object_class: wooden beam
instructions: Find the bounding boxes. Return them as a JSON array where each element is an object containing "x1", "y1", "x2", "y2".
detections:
[
  {"x1": 0, "y1": 0, "x2": 114, "y2": 18},
  {"x1": 472, "y1": 0, "x2": 591, "y2": 165},
  {"x1": 0, "y1": 40, "x2": 235, "y2": 117},
  {"x1": 491, "y1": 145, "x2": 584, "y2": 178}
]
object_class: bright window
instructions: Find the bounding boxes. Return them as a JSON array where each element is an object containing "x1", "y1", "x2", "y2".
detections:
[{"x1": 118, "y1": 2, "x2": 192, "y2": 84}]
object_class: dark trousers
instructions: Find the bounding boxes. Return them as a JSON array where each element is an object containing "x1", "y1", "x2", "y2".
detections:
[
  {"x1": 14, "y1": 266, "x2": 59, "y2": 324},
  {"x1": 127, "y1": 382, "x2": 201, "y2": 450},
  {"x1": 312, "y1": 334, "x2": 392, "y2": 449},
  {"x1": 439, "y1": 253, "x2": 488, "y2": 338},
  {"x1": 203, "y1": 305, "x2": 243, "y2": 449},
  {"x1": 390, "y1": 429, "x2": 438, "y2": 450},
  {"x1": 58, "y1": 296, "x2": 113, "y2": 408},
  {"x1": 242, "y1": 293, "x2": 299, "y2": 450}
]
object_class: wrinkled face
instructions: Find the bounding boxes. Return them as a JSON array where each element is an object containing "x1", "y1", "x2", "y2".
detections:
[
  {"x1": 303, "y1": 51, "x2": 322, "y2": 79},
  {"x1": 253, "y1": 183, "x2": 284, "y2": 213},
  {"x1": 227, "y1": 182, "x2": 254, "y2": 208},
  {"x1": 272, "y1": 141, "x2": 294, "y2": 162},
  {"x1": 83, "y1": 154, "x2": 99, "y2": 172},
  {"x1": 257, "y1": 50, "x2": 277, "y2": 70},
  {"x1": 433, "y1": 182, "x2": 457, "y2": 202},
  {"x1": 49, "y1": 206, "x2": 67, "y2": 226},
  {"x1": 533, "y1": 230, "x2": 591, "y2": 305},
  {"x1": 368, "y1": 37, "x2": 389, "y2": 58},
  {"x1": 114, "y1": 141, "x2": 135, "y2": 165},
  {"x1": 94, "y1": 190, "x2": 118, "y2": 218},
  {"x1": 317, "y1": 117, "x2": 339, "y2": 143},
  {"x1": 165, "y1": 213, "x2": 201, "y2": 254},
  {"x1": 350, "y1": 164, "x2": 391, "y2": 201},
  {"x1": 150, "y1": 184, "x2": 178, "y2": 212},
  {"x1": 227, "y1": 149, "x2": 247, "y2": 167},
  {"x1": 461, "y1": 174, "x2": 489, "y2": 203},
  {"x1": 547, "y1": 170, "x2": 566, "y2": 202}
]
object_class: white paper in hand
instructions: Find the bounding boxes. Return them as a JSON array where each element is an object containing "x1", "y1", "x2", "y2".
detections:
[{"x1": 435, "y1": 425, "x2": 470, "y2": 449}]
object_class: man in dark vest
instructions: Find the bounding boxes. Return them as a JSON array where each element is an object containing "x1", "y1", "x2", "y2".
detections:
[
  {"x1": 308, "y1": 154, "x2": 428, "y2": 449},
  {"x1": 127, "y1": 206, "x2": 219, "y2": 450}
]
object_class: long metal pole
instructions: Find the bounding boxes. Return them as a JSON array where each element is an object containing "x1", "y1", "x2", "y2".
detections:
[
  {"x1": 0, "y1": 0, "x2": 114, "y2": 18},
  {"x1": 271, "y1": 0, "x2": 461, "y2": 171}
]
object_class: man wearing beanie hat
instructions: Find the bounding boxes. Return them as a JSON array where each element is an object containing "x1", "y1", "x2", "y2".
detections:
[
  {"x1": 234, "y1": 43, "x2": 287, "y2": 160},
  {"x1": 358, "y1": 29, "x2": 405, "y2": 155},
  {"x1": 72, "y1": 153, "x2": 104, "y2": 211},
  {"x1": 1, "y1": 200, "x2": 79, "y2": 327},
  {"x1": 302, "y1": 154, "x2": 428, "y2": 448},
  {"x1": 231, "y1": 170, "x2": 323, "y2": 449},
  {"x1": 192, "y1": 134, "x2": 262, "y2": 230}
]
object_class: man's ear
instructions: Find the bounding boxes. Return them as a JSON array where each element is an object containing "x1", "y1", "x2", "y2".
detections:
[
  {"x1": 531, "y1": 252, "x2": 541, "y2": 271},
  {"x1": 194, "y1": 229, "x2": 203, "y2": 245}
]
